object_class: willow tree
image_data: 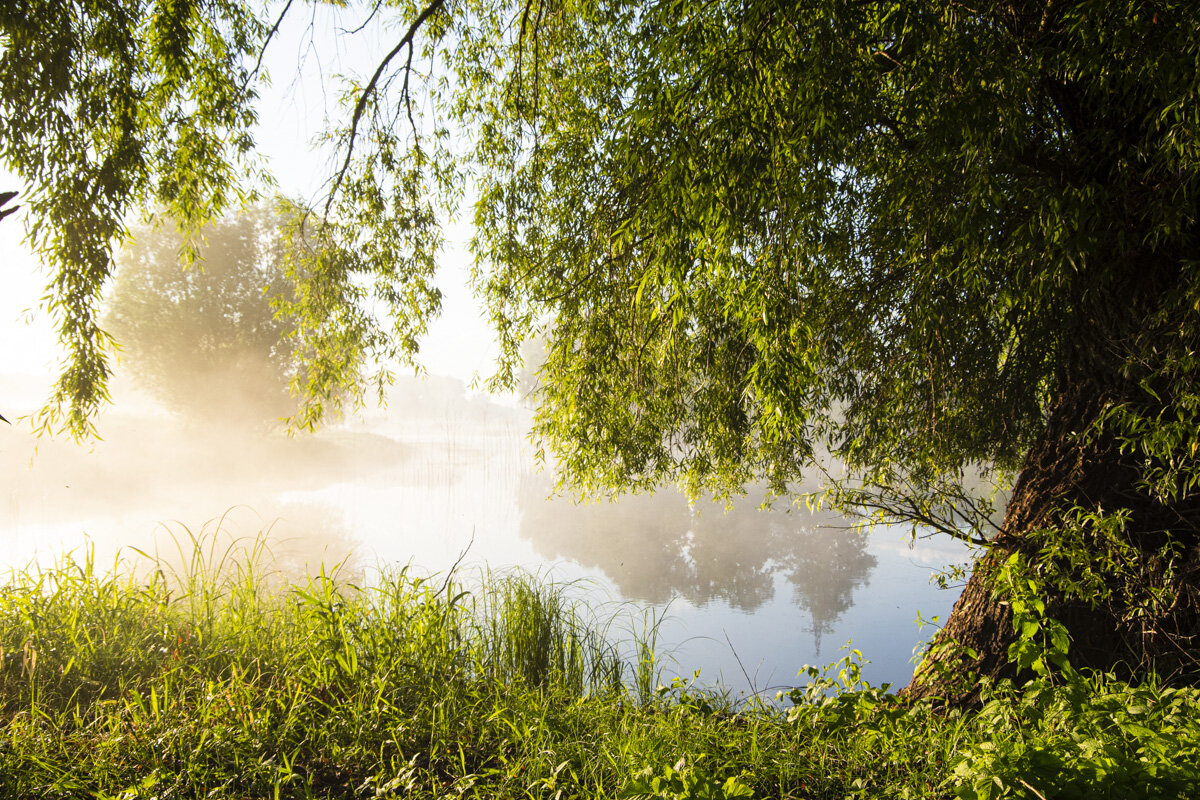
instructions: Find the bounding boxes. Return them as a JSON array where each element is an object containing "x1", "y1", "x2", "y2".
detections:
[
  {"x1": 456, "y1": 0, "x2": 1200, "y2": 697},
  {"x1": 0, "y1": 0, "x2": 443, "y2": 434},
  {"x1": 5, "y1": 0, "x2": 1200, "y2": 697}
]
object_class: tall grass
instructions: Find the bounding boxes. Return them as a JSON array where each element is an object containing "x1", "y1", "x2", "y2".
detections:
[
  {"x1": 0, "y1": 533, "x2": 1197, "y2": 799},
  {"x1": 469, "y1": 568, "x2": 626, "y2": 695},
  {"x1": 0, "y1": 534, "x2": 657, "y2": 797}
]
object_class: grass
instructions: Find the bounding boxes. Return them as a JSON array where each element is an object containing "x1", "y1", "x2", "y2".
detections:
[{"x1": 0, "y1": 534, "x2": 1197, "y2": 798}]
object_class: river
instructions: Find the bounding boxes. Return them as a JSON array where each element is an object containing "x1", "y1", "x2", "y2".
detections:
[{"x1": 0, "y1": 372, "x2": 971, "y2": 698}]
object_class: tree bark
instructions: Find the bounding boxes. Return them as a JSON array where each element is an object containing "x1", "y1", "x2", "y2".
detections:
[{"x1": 904, "y1": 376, "x2": 1200, "y2": 703}]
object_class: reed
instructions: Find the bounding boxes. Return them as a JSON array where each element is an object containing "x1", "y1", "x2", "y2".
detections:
[
  {"x1": 0, "y1": 533, "x2": 1195, "y2": 799},
  {"x1": 468, "y1": 567, "x2": 626, "y2": 695}
]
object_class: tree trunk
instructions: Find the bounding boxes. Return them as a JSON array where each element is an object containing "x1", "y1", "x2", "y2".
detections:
[{"x1": 904, "y1": 377, "x2": 1200, "y2": 703}]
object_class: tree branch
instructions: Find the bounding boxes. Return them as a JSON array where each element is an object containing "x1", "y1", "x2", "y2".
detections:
[
  {"x1": 0, "y1": 190, "x2": 18, "y2": 222},
  {"x1": 340, "y1": 0, "x2": 386, "y2": 36},
  {"x1": 245, "y1": 0, "x2": 297, "y2": 91},
  {"x1": 324, "y1": 0, "x2": 447, "y2": 217}
]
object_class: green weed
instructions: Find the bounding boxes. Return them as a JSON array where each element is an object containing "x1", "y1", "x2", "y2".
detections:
[{"x1": 0, "y1": 533, "x2": 1196, "y2": 798}]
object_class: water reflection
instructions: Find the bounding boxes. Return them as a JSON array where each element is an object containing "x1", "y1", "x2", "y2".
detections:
[{"x1": 518, "y1": 475, "x2": 877, "y2": 653}]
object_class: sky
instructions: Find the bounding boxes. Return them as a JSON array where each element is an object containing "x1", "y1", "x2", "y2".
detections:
[{"x1": 0, "y1": 3, "x2": 498, "y2": 410}]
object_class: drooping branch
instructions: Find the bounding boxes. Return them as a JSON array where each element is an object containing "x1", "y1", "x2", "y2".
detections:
[
  {"x1": 810, "y1": 458, "x2": 1004, "y2": 547},
  {"x1": 0, "y1": 191, "x2": 17, "y2": 430},
  {"x1": 1, "y1": 190, "x2": 18, "y2": 424},
  {"x1": 847, "y1": 493, "x2": 997, "y2": 547},
  {"x1": 513, "y1": 0, "x2": 547, "y2": 120},
  {"x1": 245, "y1": 0, "x2": 297, "y2": 90},
  {"x1": 324, "y1": 0, "x2": 447, "y2": 217}
]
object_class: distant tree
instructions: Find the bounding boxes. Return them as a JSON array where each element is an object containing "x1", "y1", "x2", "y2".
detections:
[
  {"x1": 106, "y1": 206, "x2": 299, "y2": 426},
  {"x1": 0, "y1": 0, "x2": 266, "y2": 435}
]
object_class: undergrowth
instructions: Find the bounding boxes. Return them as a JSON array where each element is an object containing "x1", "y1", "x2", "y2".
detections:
[{"x1": 0, "y1": 534, "x2": 1196, "y2": 798}]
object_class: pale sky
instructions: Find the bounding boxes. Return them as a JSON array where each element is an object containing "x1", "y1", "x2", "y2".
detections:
[{"x1": 0, "y1": 4, "x2": 498, "y2": 410}]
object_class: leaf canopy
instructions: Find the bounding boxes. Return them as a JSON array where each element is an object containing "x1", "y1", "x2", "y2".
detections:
[
  {"x1": 5, "y1": 0, "x2": 1200, "y2": 517},
  {"x1": 1, "y1": 0, "x2": 266, "y2": 435},
  {"x1": 459, "y1": 0, "x2": 1200, "y2": 505}
]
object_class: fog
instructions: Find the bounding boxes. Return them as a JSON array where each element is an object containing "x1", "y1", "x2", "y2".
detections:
[{"x1": 0, "y1": 371, "x2": 487, "y2": 571}]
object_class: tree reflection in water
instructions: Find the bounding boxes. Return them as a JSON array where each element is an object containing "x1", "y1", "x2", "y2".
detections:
[{"x1": 517, "y1": 474, "x2": 877, "y2": 653}]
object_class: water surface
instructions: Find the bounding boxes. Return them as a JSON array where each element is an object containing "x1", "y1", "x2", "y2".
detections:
[{"x1": 0, "y1": 373, "x2": 970, "y2": 695}]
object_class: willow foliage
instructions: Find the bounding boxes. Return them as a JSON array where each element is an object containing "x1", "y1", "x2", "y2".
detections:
[
  {"x1": 5, "y1": 1, "x2": 1200, "y2": 526},
  {"x1": 1, "y1": 0, "x2": 266, "y2": 435},
  {"x1": 457, "y1": 1, "x2": 1200, "y2": 513}
]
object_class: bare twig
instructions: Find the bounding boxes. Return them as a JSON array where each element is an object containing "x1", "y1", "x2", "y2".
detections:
[
  {"x1": 245, "y1": 0, "x2": 297, "y2": 90},
  {"x1": 325, "y1": 0, "x2": 448, "y2": 217},
  {"x1": 1017, "y1": 778, "x2": 1049, "y2": 800},
  {"x1": 340, "y1": 0, "x2": 386, "y2": 36},
  {"x1": 435, "y1": 528, "x2": 476, "y2": 599}
]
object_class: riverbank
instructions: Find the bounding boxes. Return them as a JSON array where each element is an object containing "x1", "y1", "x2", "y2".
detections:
[{"x1": 0, "y1": 539, "x2": 1195, "y2": 798}]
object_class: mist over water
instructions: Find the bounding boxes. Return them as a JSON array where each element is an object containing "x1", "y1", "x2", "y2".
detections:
[{"x1": 0, "y1": 368, "x2": 970, "y2": 695}]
